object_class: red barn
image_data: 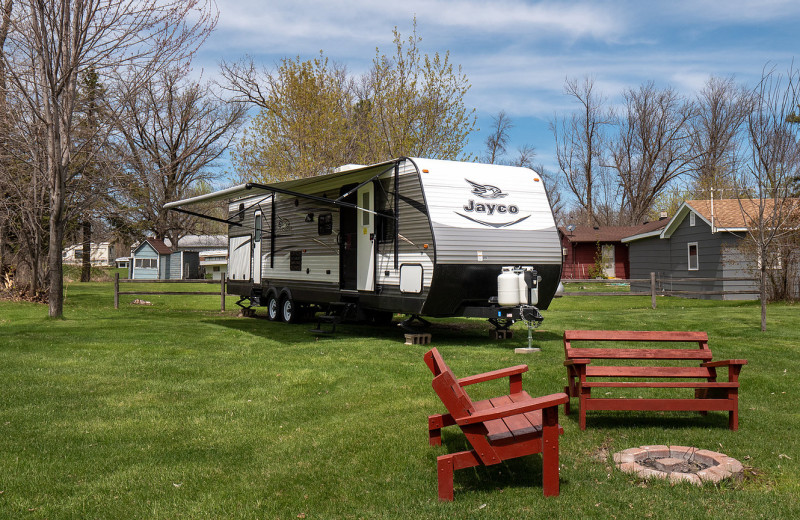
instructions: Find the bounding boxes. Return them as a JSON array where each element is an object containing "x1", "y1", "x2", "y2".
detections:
[{"x1": 559, "y1": 221, "x2": 668, "y2": 279}]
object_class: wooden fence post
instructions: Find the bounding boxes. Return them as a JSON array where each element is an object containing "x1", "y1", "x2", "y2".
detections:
[
  {"x1": 650, "y1": 272, "x2": 657, "y2": 309},
  {"x1": 220, "y1": 277, "x2": 226, "y2": 312},
  {"x1": 114, "y1": 272, "x2": 120, "y2": 309}
]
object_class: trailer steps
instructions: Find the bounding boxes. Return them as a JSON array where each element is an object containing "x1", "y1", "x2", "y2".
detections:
[{"x1": 308, "y1": 302, "x2": 357, "y2": 334}]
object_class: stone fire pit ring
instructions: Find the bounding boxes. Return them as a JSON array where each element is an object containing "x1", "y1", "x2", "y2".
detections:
[{"x1": 614, "y1": 445, "x2": 743, "y2": 485}]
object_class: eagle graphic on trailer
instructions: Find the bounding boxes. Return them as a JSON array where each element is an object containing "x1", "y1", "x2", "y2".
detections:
[{"x1": 164, "y1": 157, "x2": 562, "y2": 331}]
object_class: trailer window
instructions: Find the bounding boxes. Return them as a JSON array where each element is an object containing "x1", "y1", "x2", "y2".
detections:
[
  {"x1": 377, "y1": 210, "x2": 395, "y2": 243},
  {"x1": 318, "y1": 213, "x2": 332, "y2": 235},
  {"x1": 254, "y1": 213, "x2": 262, "y2": 242}
]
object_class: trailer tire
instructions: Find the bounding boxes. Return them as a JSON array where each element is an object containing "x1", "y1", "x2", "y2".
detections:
[
  {"x1": 280, "y1": 295, "x2": 297, "y2": 323},
  {"x1": 266, "y1": 293, "x2": 280, "y2": 321}
]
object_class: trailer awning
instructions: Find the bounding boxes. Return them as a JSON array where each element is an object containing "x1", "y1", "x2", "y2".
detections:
[{"x1": 163, "y1": 159, "x2": 403, "y2": 224}]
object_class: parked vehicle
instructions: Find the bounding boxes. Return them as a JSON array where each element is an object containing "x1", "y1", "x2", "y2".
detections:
[{"x1": 165, "y1": 157, "x2": 562, "y2": 326}]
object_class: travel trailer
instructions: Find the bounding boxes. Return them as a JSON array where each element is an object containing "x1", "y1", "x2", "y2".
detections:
[{"x1": 165, "y1": 157, "x2": 562, "y2": 328}]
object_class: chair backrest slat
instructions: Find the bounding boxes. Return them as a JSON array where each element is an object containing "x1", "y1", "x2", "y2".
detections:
[{"x1": 424, "y1": 347, "x2": 450, "y2": 376}]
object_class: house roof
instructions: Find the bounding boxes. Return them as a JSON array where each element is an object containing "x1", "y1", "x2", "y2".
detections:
[
  {"x1": 619, "y1": 219, "x2": 672, "y2": 243},
  {"x1": 685, "y1": 198, "x2": 800, "y2": 230},
  {"x1": 561, "y1": 221, "x2": 668, "y2": 243},
  {"x1": 637, "y1": 198, "x2": 800, "y2": 240},
  {"x1": 138, "y1": 237, "x2": 172, "y2": 255}
]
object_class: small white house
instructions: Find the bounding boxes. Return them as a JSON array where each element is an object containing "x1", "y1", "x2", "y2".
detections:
[
  {"x1": 62, "y1": 242, "x2": 115, "y2": 266},
  {"x1": 199, "y1": 249, "x2": 228, "y2": 280},
  {"x1": 129, "y1": 237, "x2": 200, "y2": 280}
]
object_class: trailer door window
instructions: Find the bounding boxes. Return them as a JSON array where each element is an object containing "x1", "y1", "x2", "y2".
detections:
[{"x1": 362, "y1": 192, "x2": 370, "y2": 225}]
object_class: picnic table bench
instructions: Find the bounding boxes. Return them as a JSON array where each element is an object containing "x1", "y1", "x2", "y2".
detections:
[
  {"x1": 563, "y1": 330, "x2": 746, "y2": 430},
  {"x1": 424, "y1": 348, "x2": 568, "y2": 501}
]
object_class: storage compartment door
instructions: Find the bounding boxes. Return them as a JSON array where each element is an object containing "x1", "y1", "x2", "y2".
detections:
[{"x1": 228, "y1": 235, "x2": 252, "y2": 281}]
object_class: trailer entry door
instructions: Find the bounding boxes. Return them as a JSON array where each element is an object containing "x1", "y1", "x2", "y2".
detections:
[
  {"x1": 339, "y1": 186, "x2": 358, "y2": 290},
  {"x1": 357, "y1": 183, "x2": 375, "y2": 291}
]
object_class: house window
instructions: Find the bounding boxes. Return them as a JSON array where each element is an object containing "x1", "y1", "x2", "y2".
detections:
[
  {"x1": 135, "y1": 258, "x2": 157, "y2": 269},
  {"x1": 690, "y1": 212, "x2": 696, "y2": 226},
  {"x1": 687, "y1": 242, "x2": 699, "y2": 271}
]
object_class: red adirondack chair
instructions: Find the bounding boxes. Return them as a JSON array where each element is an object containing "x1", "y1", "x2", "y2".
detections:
[{"x1": 424, "y1": 348, "x2": 568, "y2": 501}]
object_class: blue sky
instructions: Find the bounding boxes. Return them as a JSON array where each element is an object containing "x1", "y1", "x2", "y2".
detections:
[{"x1": 195, "y1": 0, "x2": 800, "y2": 178}]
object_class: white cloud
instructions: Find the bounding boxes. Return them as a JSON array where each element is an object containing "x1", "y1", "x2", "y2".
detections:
[{"x1": 212, "y1": 0, "x2": 625, "y2": 54}]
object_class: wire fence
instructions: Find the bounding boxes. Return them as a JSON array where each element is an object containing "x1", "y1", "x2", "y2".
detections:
[
  {"x1": 114, "y1": 273, "x2": 226, "y2": 311},
  {"x1": 562, "y1": 272, "x2": 761, "y2": 309}
]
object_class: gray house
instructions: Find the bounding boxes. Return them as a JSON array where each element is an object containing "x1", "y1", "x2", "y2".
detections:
[
  {"x1": 129, "y1": 237, "x2": 200, "y2": 280},
  {"x1": 624, "y1": 199, "x2": 758, "y2": 300}
]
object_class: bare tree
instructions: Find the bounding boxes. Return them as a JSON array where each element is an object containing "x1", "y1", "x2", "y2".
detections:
[
  {"x1": 112, "y1": 66, "x2": 247, "y2": 249},
  {"x1": 0, "y1": 0, "x2": 13, "y2": 279},
  {"x1": 609, "y1": 82, "x2": 696, "y2": 225},
  {"x1": 690, "y1": 76, "x2": 752, "y2": 194},
  {"x1": 0, "y1": 89, "x2": 50, "y2": 296},
  {"x1": 483, "y1": 110, "x2": 513, "y2": 164},
  {"x1": 0, "y1": 0, "x2": 216, "y2": 316},
  {"x1": 551, "y1": 76, "x2": 612, "y2": 226},
  {"x1": 737, "y1": 65, "x2": 800, "y2": 331}
]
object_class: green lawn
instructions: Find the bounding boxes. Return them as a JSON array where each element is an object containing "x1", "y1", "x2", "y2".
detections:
[{"x1": 1, "y1": 284, "x2": 799, "y2": 519}]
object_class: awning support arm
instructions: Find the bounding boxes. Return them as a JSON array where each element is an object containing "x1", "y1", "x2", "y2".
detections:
[
  {"x1": 334, "y1": 165, "x2": 396, "y2": 203},
  {"x1": 245, "y1": 182, "x2": 396, "y2": 219},
  {"x1": 169, "y1": 207, "x2": 243, "y2": 227}
]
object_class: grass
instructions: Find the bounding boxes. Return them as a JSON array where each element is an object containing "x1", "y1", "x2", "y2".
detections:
[
  {"x1": 1, "y1": 283, "x2": 800, "y2": 518},
  {"x1": 563, "y1": 281, "x2": 633, "y2": 293}
]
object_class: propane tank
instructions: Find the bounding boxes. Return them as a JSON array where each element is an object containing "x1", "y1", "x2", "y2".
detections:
[{"x1": 497, "y1": 267, "x2": 520, "y2": 306}]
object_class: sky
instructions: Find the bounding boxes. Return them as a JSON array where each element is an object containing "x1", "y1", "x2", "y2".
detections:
[{"x1": 194, "y1": 0, "x2": 800, "y2": 179}]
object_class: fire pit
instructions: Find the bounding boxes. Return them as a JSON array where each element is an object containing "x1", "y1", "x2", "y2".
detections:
[{"x1": 613, "y1": 445, "x2": 743, "y2": 485}]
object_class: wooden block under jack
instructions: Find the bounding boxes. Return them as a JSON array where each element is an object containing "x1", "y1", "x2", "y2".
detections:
[
  {"x1": 490, "y1": 329, "x2": 513, "y2": 340},
  {"x1": 404, "y1": 333, "x2": 432, "y2": 345}
]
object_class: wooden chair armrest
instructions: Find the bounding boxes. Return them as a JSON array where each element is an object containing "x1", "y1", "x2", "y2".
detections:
[
  {"x1": 564, "y1": 358, "x2": 591, "y2": 366},
  {"x1": 456, "y1": 393, "x2": 569, "y2": 425},
  {"x1": 458, "y1": 364, "x2": 528, "y2": 386},
  {"x1": 701, "y1": 359, "x2": 748, "y2": 368}
]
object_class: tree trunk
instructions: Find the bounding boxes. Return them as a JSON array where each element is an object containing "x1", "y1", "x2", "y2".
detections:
[
  {"x1": 760, "y1": 267, "x2": 767, "y2": 332},
  {"x1": 0, "y1": 220, "x2": 6, "y2": 278},
  {"x1": 81, "y1": 220, "x2": 91, "y2": 282},
  {"x1": 48, "y1": 151, "x2": 66, "y2": 318},
  {"x1": 48, "y1": 208, "x2": 64, "y2": 317}
]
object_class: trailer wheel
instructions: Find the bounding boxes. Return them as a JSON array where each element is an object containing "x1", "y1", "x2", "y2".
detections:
[
  {"x1": 266, "y1": 294, "x2": 280, "y2": 321},
  {"x1": 280, "y1": 296, "x2": 297, "y2": 323}
]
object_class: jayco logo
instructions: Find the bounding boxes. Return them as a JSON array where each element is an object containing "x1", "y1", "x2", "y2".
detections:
[
  {"x1": 462, "y1": 199, "x2": 519, "y2": 215},
  {"x1": 466, "y1": 179, "x2": 508, "y2": 199},
  {"x1": 455, "y1": 179, "x2": 530, "y2": 228}
]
